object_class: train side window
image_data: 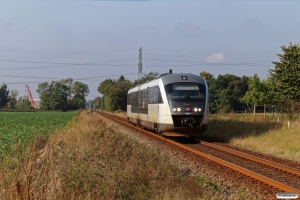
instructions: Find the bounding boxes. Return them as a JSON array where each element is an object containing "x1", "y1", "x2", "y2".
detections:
[
  {"x1": 147, "y1": 86, "x2": 163, "y2": 104},
  {"x1": 157, "y1": 86, "x2": 163, "y2": 103},
  {"x1": 127, "y1": 93, "x2": 131, "y2": 105}
]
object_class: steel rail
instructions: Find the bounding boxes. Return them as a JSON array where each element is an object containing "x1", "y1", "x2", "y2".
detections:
[
  {"x1": 200, "y1": 141, "x2": 300, "y2": 177},
  {"x1": 95, "y1": 111, "x2": 300, "y2": 194}
]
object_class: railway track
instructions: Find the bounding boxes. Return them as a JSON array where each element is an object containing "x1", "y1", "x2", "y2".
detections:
[{"x1": 94, "y1": 110, "x2": 300, "y2": 198}]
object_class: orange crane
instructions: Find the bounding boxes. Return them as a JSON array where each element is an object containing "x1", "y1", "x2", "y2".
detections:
[{"x1": 25, "y1": 85, "x2": 37, "y2": 108}]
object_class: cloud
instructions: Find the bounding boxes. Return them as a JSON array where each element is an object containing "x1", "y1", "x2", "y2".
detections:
[
  {"x1": 205, "y1": 52, "x2": 225, "y2": 63},
  {"x1": 173, "y1": 23, "x2": 205, "y2": 38}
]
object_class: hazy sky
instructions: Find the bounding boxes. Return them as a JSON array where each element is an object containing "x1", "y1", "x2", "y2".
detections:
[{"x1": 1, "y1": 0, "x2": 300, "y2": 100}]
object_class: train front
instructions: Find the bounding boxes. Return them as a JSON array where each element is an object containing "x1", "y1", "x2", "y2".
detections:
[{"x1": 160, "y1": 74, "x2": 209, "y2": 137}]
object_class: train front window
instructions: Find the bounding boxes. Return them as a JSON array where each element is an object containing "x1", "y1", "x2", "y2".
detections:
[{"x1": 164, "y1": 82, "x2": 205, "y2": 99}]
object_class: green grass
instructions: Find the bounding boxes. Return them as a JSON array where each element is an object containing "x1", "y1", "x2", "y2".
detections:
[{"x1": 0, "y1": 112, "x2": 76, "y2": 155}]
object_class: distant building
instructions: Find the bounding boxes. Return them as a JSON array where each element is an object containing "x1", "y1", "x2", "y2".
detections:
[{"x1": 33, "y1": 99, "x2": 41, "y2": 109}]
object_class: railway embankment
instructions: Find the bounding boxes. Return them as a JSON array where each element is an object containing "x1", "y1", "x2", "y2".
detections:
[{"x1": 0, "y1": 110, "x2": 227, "y2": 200}]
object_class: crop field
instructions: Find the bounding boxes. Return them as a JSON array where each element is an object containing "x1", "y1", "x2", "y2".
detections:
[{"x1": 0, "y1": 112, "x2": 76, "y2": 155}]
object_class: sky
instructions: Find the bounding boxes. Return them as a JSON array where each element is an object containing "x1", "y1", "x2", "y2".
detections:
[{"x1": 0, "y1": 0, "x2": 300, "y2": 100}]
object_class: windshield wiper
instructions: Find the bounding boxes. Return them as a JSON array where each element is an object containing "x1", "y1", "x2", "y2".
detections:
[{"x1": 184, "y1": 91, "x2": 196, "y2": 99}]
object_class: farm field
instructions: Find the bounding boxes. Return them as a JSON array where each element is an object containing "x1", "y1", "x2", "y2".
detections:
[{"x1": 0, "y1": 112, "x2": 76, "y2": 155}]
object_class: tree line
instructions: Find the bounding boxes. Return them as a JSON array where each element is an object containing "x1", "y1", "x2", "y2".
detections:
[
  {"x1": 0, "y1": 83, "x2": 31, "y2": 110},
  {"x1": 1, "y1": 43, "x2": 299, "y2": 117},
  {"x1": 36, "y1": 79, "x2": 89, "y2": 111},
  {"x1": 95, "y1": 43, "x2": 300, "y2": 119},
  {"x1": 0, "y1": 79, "x2": 89, "y2": 111}
]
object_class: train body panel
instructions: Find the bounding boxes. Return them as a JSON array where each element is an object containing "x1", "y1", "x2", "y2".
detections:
[{"x1": 127, "y1": 72, "x2": 209, "y2": 137}]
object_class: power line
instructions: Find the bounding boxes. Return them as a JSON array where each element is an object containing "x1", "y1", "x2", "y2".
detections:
[
  {"x1": 0, "y1": 58, "x2": 137, "y2": 70},
  {"x1": 5, "y1": 73, "x2": 138, "y2": 85},
  {"x1": 0, "y1": 48, "x2": 138, "y2": 59},
  {"x1": 0, "y1": 58, "x2": 137, "y2": 65},
  {"x1": 143, "y1": 58, "x2": 271, "y2": 65},
  {"x1": 143, "y1": 48, "x2": 280, "y2": 56},
  {"x1": 0, "y1": 58, "x2": 273, "y2": 71}
]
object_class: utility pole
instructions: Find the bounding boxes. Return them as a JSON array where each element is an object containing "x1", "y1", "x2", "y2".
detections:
[
  {"x1": 138, "y1": 47, "x2": 142, "y2": 79},
  {"x1": 90, "y1": 102, "x2": 93, "y2": 116}
]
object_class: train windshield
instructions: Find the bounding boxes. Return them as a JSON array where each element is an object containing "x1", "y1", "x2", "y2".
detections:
[{"x1": 164, "y1": 82, "x2": 205, "y2": 99}]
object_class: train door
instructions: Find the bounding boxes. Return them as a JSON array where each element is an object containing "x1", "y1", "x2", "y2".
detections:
[{"x1": 137, "y1": 86, "x2": 141, "y2": 125}]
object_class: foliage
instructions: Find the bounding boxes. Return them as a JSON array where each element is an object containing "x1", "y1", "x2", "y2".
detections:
[
  {"x1": 269, "y1": 43, "x2": 300, "y2": 119},
  {"x1": 131, "y1": 72, "x2": 159, "y2": 87},
  {"x1": 8, "y1": 90, "x2": 19, "y2": 109},
  {"x1": 241, "y1": 74, "x2": 277, "y2": 113},
  {"x1": 37, "y1": 79, "x2": 89, "y2": 110},
  {"x1": 17, "y1": 96, "x2": 32, "y2": 109},
  {"x1": 0, "y1": 112, "x2": 76, "y2": 155},
  {"x1": 98, "y1": 73, "x2": 160, "y2": 112},
  {"x1": 93, "y1": 96, "x2": 102, "y2": 109},
  {"x1": 200, "y1": 72, "x2": 249, "y2": 113},
  {"x1": 269, "y1": 43, "x2": 300, "y2": 101},
  {"x1": 98, "y1": 75, "x2": 132, "y2": 111},
  {"x1": 0, "y1": 83, "x2": 9, "y2": 109},
  {"x1": 72, "y1": 81, "x2": 90, "y2": 109},
  {"x1": 241, "y1": 74, "x2": 266, "y2": 106}
]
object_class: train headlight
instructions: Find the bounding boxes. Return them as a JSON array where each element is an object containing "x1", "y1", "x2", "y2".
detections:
[
  {"x1": 173, "y1": 108, "x2": 176, "y2": 112},
  {"x1": 177, "y1": 108, "x2": 181, "y2": 112},
  {"x1": 194, "y1": 108, "x2": 198, "y2": 112},
  {"x1": 198, "y1": 108, "x2": 202, "y2": 112}
]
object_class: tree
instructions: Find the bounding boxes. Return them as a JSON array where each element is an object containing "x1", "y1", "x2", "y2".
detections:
[
  {"x1": 204, "y1": 74, "x2": 249, "y2": 113},
  {"x1": 269, "y1": 43, "x2": 300, "y2": 100},
  {"x1": 37, "y1": 82, "x2": 51, "y2": 110},
  {"x1": 97, "y1": 75, "x2": 132, "y2": 111},
  {"x1": 241, "y1": 74, "x2": 265, "y2": 105},
  {"x1": 0, "y1": 83, "x2": 9, "y2": 108},
  {"x1": 37, "y1": 79, "x2": 89, "y2": 111},
  {"x1": 71, "y1": 81, "x2": 90, "y2": 109},
  {"x1": 60, "y1": 78, "x2": 74, "y2": 109},
  {"x1": 17, "y1": 95, "x2": 31, "y2": 109},
  {"x1": 241, "y1": 74, "x2": 269, "y2": 111},
  {"x1": 269, "y1": 43, "x2": 300, "y2": 119},
  {"x1": 93, "y1": 96, "x2": 102, "y2": 109},
  {"x1": 200, "y1": 71, "x2": 218, "y2": 112},
  {"x1": 50, "y1": 81, "x2": 69, "y2": 110},
  {"x1": 215, "y1": 89, "x2": 231, "y2": 113},
  {"x1": 8, "y1": 89, "x2": 19, "y2": 108},
  {"x1": 132, "y1": 72, "x2": 159, "y2": 86}
]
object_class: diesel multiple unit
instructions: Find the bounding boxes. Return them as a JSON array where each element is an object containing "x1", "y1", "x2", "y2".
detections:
[{"x1": 127, "y1": 71, "x2": 209, "y2": 137}]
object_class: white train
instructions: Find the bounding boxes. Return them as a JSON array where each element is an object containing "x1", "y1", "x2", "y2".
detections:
[{"x1": 127, "y1": 70, "x2": 209, "y2": 137}]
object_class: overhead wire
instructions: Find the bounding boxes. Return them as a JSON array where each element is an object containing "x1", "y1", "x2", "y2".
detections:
[
  {"x1": 0, "y1": 58, "x2": 273, "y2": 71},
  {"x1": 0, "y1": 58, "x2": 138, "y2": 70},
  {"x1": 5, "y1": 72, "x2": 138, "y2": 85}
]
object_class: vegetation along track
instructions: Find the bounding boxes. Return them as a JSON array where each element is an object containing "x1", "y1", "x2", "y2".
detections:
[{"x1": 94, "y1": 110, "x2": 300, "y2": 198}]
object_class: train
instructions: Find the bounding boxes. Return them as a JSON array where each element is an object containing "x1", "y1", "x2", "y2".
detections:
[{"x1": 127, "y1": 69, "x2": 209, "y2": 137}]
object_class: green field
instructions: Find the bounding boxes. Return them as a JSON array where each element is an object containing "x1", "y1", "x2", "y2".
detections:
[{"x1": 0, "y1": 112, "x2": 77, "y2": 155}]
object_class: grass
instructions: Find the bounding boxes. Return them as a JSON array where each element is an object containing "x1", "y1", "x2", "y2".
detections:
[
  {"x1": 0, "y1": 110, "x2": 226, "y2": 200},
  {"x1": 203, "y1": 113, "x2": 300, "y2": 162}
]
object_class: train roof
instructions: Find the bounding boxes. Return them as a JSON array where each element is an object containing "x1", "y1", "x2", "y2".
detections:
[{"x1": 129, "y1": 73, "x2": 206, "y2": 91}]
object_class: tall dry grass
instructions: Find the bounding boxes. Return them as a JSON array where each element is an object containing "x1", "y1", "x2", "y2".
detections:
[
  {"x1": 203, "y1": 113, "x2": 300, "y2": 162},
  {"x1": 0, "y1": 110, "x2": 224, "y2": 200}
]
